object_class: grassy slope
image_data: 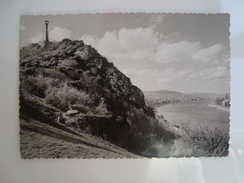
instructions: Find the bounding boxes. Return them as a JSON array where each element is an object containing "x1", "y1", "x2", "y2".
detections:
[{"x1": 20, "y1": 114, "x2": 141, "y2": 159}]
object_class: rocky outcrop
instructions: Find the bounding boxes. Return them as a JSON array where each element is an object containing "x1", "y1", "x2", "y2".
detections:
[
  {"x1": 20, "y1": 39, "x2": 147, "y2": 112},
  {"x1": 19, "y1": 39, "x2": 181, "y2": 157}
]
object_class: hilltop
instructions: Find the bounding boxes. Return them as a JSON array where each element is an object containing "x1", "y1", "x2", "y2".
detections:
[
  {"x1": 144, "y1": 90, "x2": 184, "y2": 100},
  {"x1": 145, "y1": 90, "x2": 183, "y2": 95},
  {"x1": 19, "y1": 39, "x2": 187, "y2": 158}
]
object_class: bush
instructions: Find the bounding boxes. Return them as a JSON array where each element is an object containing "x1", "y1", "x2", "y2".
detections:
[
  {"x1": 20, "y1": 43, "x2": 44, "y2": 61},
  {"x1": 178, "y1": 123, "x2": 229, "y2": 157},
  {"x1": 41, "y1": 68, "x2": 67, "y2": 80},
  {"x1": 124, "y1": 106, "x2": 176, "y2": 155},
  {"x1": 142, "y1": 123, "x2": 229, "y2": 157},
  {"x1": 95, "y1": 103, "x2": 108, "y2": 114},
  {"x1": 44, "y1": 82, "x2": 92, "y2": 111},
  {"x1": 20, "y1": 74, "x2": 61, "y2": 98}
]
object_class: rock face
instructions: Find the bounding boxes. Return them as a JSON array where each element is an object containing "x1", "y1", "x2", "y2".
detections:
[
  {"x1": 25, "y1": 41, "x2": 134, "y2": 95},
  {"x1": 20, "y1": 39, "x2": 150, "y2": 114},
  {"x1": 19, "y1": 39, "x2": 181, "y2": 157}
]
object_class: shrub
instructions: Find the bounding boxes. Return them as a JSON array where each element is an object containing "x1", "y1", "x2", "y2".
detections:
[
  {"x1": 20, "y1": 74, "x2": 61, "y2": 98},
  {"x1": 20, "y1": 43, "x2": 44, "y2": 61},
  {"x1": 142, "y1": 123, "x2": 229, "y2": 157},
  {"x1": 177, "y1": 123, "x2": 229, "y2": 157},
  {"x1": 124, "y1": 106, "x2": 176, "y2": 155},
  {"x1": 95, "y1": 103, "x2": 108, "y2": 114},
  {"x1": 44, "y1": 82, "x2": 92, "y2": 111},
  {"x1": 41, "y1": 68, "x2": 67, "y2": 80}
]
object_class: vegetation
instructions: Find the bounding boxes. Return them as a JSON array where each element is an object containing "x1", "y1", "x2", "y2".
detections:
[
  {"x1": 19, "y1": 39, "x2": 228, "y2": 158},
  {"x1": 20, "y1": 68, "x2": 177, "y2": 156},
  {"x1": 45, "y1": 82, "x2": 92, "y2": 111},
  {"x1": 140, "y1": 123, "x2": 229, "y2": 157},
  {"x1": 170, "y1": 123, "x2": 229, "y2": 157},
  {"x1": 20, "y1": 115, "x2": 140, "y2": 158}
]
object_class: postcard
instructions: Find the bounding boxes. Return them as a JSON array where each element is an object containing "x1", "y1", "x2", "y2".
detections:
[{"x1": 19, "y1": 13, "x2": 230, "y2": 158}]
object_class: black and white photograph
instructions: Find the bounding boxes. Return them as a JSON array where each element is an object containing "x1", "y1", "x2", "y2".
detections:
[{"x1": 19, "y1": 13, "x2": 230, "y2": 158}]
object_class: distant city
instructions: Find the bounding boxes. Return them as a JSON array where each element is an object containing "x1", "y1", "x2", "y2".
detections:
[{"x1": 144, "y1": 90, "x2": 230, "y2": 109}]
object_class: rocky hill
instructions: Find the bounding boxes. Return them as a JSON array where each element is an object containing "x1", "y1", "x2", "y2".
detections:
[{"x1": 19, "y1": 39, "x2": 187, "y2": 158}]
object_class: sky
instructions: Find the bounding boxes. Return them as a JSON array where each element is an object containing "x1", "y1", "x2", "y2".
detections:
[{"x1": 20, "y1": 13, "x2": 230, "y2": 94}]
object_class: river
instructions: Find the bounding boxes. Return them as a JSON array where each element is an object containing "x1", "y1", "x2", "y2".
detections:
[{"x1": 157, "y1": 102, "x2": 230, "y2": 133}]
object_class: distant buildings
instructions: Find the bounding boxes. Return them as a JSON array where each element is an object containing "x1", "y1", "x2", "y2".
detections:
[
  {"x1": 222, "y1": 100, "x2": 230, "y2": 107},
  {"x1": 216, "y1": 94, "x2": 230, "y2": 107}
]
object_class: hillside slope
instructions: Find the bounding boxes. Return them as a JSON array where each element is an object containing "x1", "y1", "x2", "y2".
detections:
[
  {"x1": 19, "y1": 39, "x2": 187, "y2": 158},
  {"x1": 20, "y1": 113, "x2": 141, "y2": 158}
]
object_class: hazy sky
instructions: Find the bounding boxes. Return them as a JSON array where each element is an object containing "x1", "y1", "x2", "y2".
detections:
[{"x1": 20, "y1": 13, "x2": 230, "y2": 93}]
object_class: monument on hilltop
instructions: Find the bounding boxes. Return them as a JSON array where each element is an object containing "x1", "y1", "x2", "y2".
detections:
[
  {"x1": 45, "y1": 20, "x2": 49, "y2": 42},
  {"x1": 45, "y1": 20, "x2": 49, "y2": 44}
]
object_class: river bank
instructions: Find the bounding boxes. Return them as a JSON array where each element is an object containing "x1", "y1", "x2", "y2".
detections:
[
  {"x1": 156, "y1": 102, "x2": 230, "y2": 132},
  {"x1": 207, "y1": 104, "x2": 230, "y2": 112}
]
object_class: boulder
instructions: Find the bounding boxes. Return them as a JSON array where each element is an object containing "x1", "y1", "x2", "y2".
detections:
[{"x1": 66, "y1": 110, "x2": 79, "y2": 116}]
